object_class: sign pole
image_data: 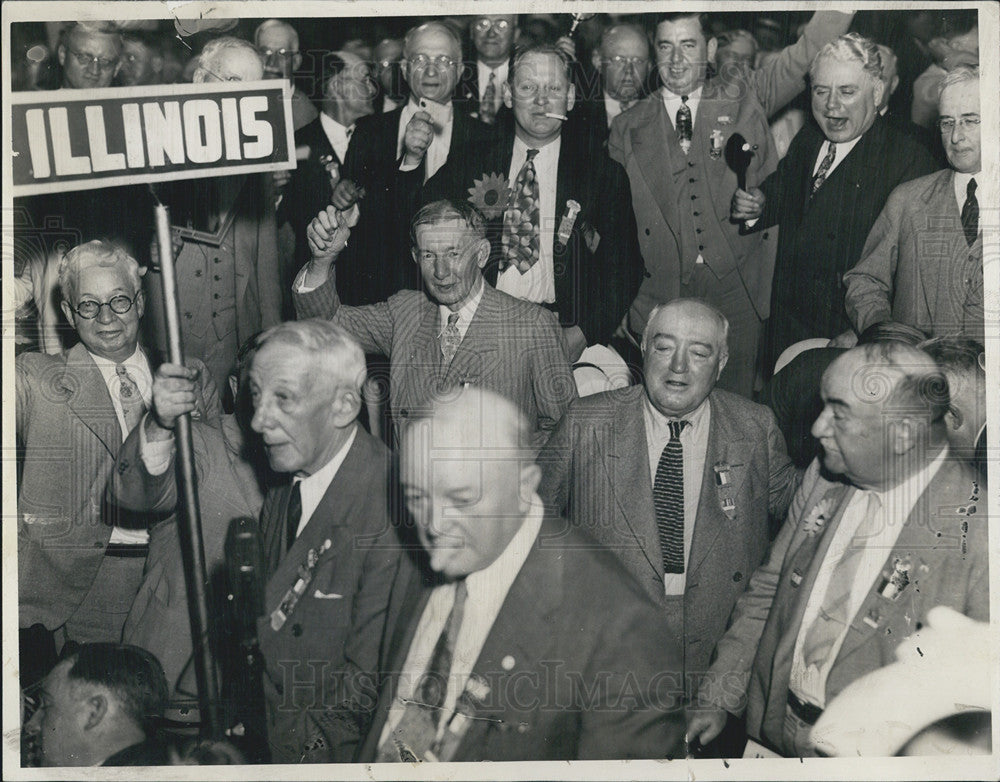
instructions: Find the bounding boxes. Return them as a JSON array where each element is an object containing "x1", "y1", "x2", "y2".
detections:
[{"x1": 154, "y1": 201, "x2": 224, "y2": 738}]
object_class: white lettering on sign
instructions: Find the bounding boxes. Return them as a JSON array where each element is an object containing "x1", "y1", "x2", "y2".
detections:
[
  {"x1": 121, "y1": 104, "x2": 145, "y2": 168},
  {"x1": 240, "y1": 96, "x2": 272, "y2": 159},
  {"x1": 183, "y1": 99, "x2": 223, "y2": 164},
  {"x1": 25, "y1": 109, "x2": 50, "y2": 178},
  {"x1": 50, "y1": 107, "x2": 92, "y2": 176},
  {"x1": 143, "y1": 101, "x2": 186, "y2": 167},
  {"x1": 221, "y1": 98, "x2": 242, "y2": 161},
  {"x1": 85, "y1": 106, "x2": 126, "y2": 172}
]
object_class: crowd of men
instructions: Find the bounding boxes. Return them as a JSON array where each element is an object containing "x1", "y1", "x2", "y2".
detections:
[{"x1": 11, "y1": 8, "x2": 992, "y2": 768}]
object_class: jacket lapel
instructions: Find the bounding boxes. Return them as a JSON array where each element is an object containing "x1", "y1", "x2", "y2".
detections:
[
  {"x1": 630, "y1": 99, "x2": 683, "y2": 239},
  {"x1": 61, "y1": 343, "x2": 123, "y2": 457},
  {"x1": 443, "y1": 284, "x2": 499, "y2": 386}
]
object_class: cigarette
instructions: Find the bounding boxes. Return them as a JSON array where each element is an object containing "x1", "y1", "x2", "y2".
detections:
[{"x1": 543, "y1": 112, "x2": 568, "y2": 120}]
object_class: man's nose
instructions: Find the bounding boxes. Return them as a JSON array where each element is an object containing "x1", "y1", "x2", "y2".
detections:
[
  {"x1": 670, "y1": 46, "x2": 684, "y2": 65},
  {"x1": 433, "y1": 257, "x2": 449, "y2": 279},
  {"x1": 811, "y1": 406, "x2": 833, "y2": 439},
  {"x1": 669, "y1": 349, "x2": 688, "y2": 374},
  {"x1": 825, "y1": 90, "x2": 841, "y2": 111},
  {"x1": 250, "y1": 401, "x2": 270, "y2": 433},
  {"x1": 950, "y1": 121, "x2": 966, "y2": 144},
  {"x1": 95, "y1": 303, "x2": 115, "y2": 323}
]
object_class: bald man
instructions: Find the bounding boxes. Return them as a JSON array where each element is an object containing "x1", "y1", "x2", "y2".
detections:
[
  {"x1": 355, "y1": 387, "x2": 685, "y2": 762},
  {"x1": 255, "y1": 19, "x2": 318, "y2": 131}
]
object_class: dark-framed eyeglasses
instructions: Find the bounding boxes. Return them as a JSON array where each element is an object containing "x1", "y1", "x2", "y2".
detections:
[
  {"x1": 260, "y1": 47, "x2": 298, "y2": 59},
  {"x1": 473, "y1": 18, "x2": 511, "y2": 34},
  {"x1": 66, "y1": 46, "x2": 118, "y2": 71},
  {"x1": 71, "y1": 291, "x2": 141, "y2": 319},
  {"x1": 937, "y1": 116, "x2": 981, "y2": 133},
  {"x1": 605, "y1": 55, "x2": 648, "y2": 68},
  {"x1": 408, "y1": 53, "x2": 457, "y2": 70}
]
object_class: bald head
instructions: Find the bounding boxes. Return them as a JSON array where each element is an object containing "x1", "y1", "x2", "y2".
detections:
[
  {"x1": 255, "y1": 19, "x2": 300, "y2": 78},
  {"x1": 401, "y1": 387, "x2": 539, "y2": 579},
  {"x1": 594, "y1": 24, "x2": 651, "y2": 103}
]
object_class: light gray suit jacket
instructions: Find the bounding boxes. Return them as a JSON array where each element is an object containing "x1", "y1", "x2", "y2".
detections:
[
  {"x1": 537, "y1": 386, "x2": 797, "y2": 685},
  {"x1": 844, "y1": 168, "x2": 985, "y2": 341}
]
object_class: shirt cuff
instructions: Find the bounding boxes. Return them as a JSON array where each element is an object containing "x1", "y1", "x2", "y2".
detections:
[
  {"x1": 294, "y1": 265, "x2": 319, "y2": 294},
  {"x1": 398, "y1": 159, "x2": 419, "y2": 172},
  {"x1": 140, "y1": 416, "x2": 175, "y2": 476},
  {"x1": 745, "y1": 217, "x2": 760, "y2": 228}
]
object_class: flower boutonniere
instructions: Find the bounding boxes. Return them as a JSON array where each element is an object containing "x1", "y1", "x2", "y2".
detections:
[
  {"x1": 802, "y1": 495, "x2": 835, "y2": 537},
  {"x1": 467, "y1": 172, "x2": 511, "y2": 220}
]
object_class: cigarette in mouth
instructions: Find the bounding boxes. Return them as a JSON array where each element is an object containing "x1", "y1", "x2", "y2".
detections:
[{"x1": 543, "y1": 112, "x2": 568, "y2": 120}]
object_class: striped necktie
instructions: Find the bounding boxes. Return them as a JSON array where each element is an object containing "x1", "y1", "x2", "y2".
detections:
[{"x1": 653, "y1": 420, "x2": 688, "y2": 574}]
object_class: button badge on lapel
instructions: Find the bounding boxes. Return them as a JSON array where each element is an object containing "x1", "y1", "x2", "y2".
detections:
[
  {"x1": 876, "y1": 556, "x2": 912, "y2": 602},
  {"x1": 713, "y1": 461, "x2": 740, "y2": 520},
  {"x1": 270, "y1": 538, "x2": 333, "y2": 631},
  {"x1": 555, "y1": 199, "x2": 581, "y2": 251}
]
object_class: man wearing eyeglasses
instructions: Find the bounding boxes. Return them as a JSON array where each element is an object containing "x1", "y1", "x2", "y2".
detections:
[
  {"x1": 16, "y1": 241, "x2": 219, "y2": 679},
  {"x1": 843, "y1": 66, "x2": 985, "y2": 345},
  {"x1": 255, "y1": 19, "x2": 318, "y2": 132},
  {"x1": 57, "y1": 21, "x2": 121, "y2": 89},
  {"x1": 116, "y1": 30, "x2": 164, "y2": 87},
  {"x1": 327, "y1": 21, "x2": 490, "y2": 302},
  {"x1": 456, "y1": 14, "x2": 519, "y2": 127},
  {"x1": 732, "y1": 34, "x2": 939, "y2": 370}
]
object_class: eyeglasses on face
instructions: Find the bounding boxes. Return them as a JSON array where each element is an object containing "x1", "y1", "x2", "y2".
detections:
[
  {"x1": 473, "y1": 18, "x2": 511, "y2": 34},
  {"x1": 408, "y1": 53, "x2": 457, "y2": 70},
  {"x1": 605, "y1": 55, "x2": 648, "y2": 67},
  {"x1": 66, "y1": 46, "x2": 118, "y2": 71},
  {"x1": 937, "y1": 116, "x2": 981, "y2": 133},
  {"x1": 71, "y1": 291, "x2": 141, "y2": 319},
  {"x1": 261, "y1": 47, "x2": 298, "y2": 59}
]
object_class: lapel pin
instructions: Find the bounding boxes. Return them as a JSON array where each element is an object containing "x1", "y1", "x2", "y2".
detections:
[
  {"x1": 556, "y1": 199, "x2": 582, "y2": 249},
  {"x1": 501, "y1": 655, "x2": 516, "y2": 671},
  {"x1": 877, "y1": 557, "x2": 911, "y2": 601},
  {"x1": 713, "y1": 461, "x2": 731, "y2": 486},
  {"x1": 721, "y1": 497, "x2": 736, "y2": 518},
  {"x1": 862, "y1": 609, "x2": 881, "y2": 629},
  {"x1": 790, "y1": 568, "x2": 803, "y2": 588},
  {"x1": 709, "y1": 129, "x2": 725, "y2": 159}
]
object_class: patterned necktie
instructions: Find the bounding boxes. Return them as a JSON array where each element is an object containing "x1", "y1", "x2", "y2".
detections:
[
  {"x1": 376, "y1": 579, "x2": 468, "y2": 761},
  {"x1": 115, "y1": 364, "x2": 147, "y2": 433},
  {"x1": 811, "y1": 141, "x2": 837, "y2": 196},
  {"x1": 285, "y1": 480, "x2": 302, "y2": 551},
  {"x1": 676, "y1": 95, "x2": 692, "y2": 154},
  {"x1": 801, "y1": 492, "x2": 882, "y2": 668},
  {"x1": 652, "y1": 420, "x2": 688, "y2": 574},
  {"x1": 480, "y1": 71, "x2": 497, "y2": 125},
  {"x1": 961, "y1": 177, "x2": 979, "y2": 246},
  {"x1": 501, "y1": 148, "x2": 541, "y2": 274},
  {"x1": 439, "y1": 312, "x2": 461, "y2": 364}
]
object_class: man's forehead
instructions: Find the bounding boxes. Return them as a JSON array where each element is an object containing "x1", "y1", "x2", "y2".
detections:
[
  {"x1": 656, "y1": 18, "x2": 705, "y2": 41},
  {"x1": 514, "y1": 52, "x2": 568, "y2": 82},
  {"x1": 812, "y1": 57, "x2": 867, "y2": 83},
  {"x1": 650, "y1": 304, "x2": 722, "y2": 339},
  {"x1": 411, "y1": 28, "x2": 458, "y2": 54},
  {"x1": 71, "y1": 29, "x2": 120, "y2": 52},
  {"x1": 258, "y1": 24, "x2": 296, "y2": 48},
  {"x1": 417, "y1": 219, "x2": 473, "y2": 243},
  {"x1": 940, "y1": 80, "x2": 980, "y2": 112}
]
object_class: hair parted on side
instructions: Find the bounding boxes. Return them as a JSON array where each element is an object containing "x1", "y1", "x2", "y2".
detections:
[
  {"x1": 410, "y1": 199, "x2": 487, "y2": 247},
  {"x1": 58, "y1": 240, "x2": 142, "y2": 305},
  {"x1": 256, "y1": 318, "x2": 367, "y2": 393},
  {"x1": 809, "y1": 32, "x2": 883, "y2": 83}
]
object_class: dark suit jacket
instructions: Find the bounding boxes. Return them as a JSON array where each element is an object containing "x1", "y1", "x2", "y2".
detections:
[
  {"x1": 256, "y1": 426, "x2": 403, "y2": 763},
  {"x1": 294, "y1": 281, "x2": 576, "y2": 447},
  {"x1": 707, "y1": 457, "x2": 989, "y2": 756},
  {"x1": 844, "y1": 168, "x2": 985, "y2": 342},
  {"x1": 111, "y1": 414, "x2": 265, "y2": 701},
  {"x1": 337, "y1": 105, "x2": 489, "y2": 303},
  {"x1": 16, "y1": 344, "x2": 219, "y2": 632},
  {"x1": 538, "y1": 386, "x2": 797, "y2": 683},
  {"x1": 421, "y1": 125, "x2": 643, "y2": 346},
  {"x1": 357, "y1": 518, "x2": 686, "y2": 762},
  {"x1": 760, "y1": 115, "x2": 938, "y2": 370}
]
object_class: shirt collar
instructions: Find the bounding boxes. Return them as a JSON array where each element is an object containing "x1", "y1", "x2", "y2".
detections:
[
  {"x1": 440, "y1": 276, "x2": 485, "y2": 327},
  {"x1": 465, "y1": 495, "x2": 543, "y2": 601},
  {"x1": 512, "y1": 132, "x2": 561, "y2": 159},
  {"x1": 642, "y1": 392, "x2": 710, "y2": 435},
  {"x1": 660, "y1": 84, "x2": 703, "y2": 103},
  {"x1": 477, "y1": 60, "x2": 508, "y2": 82},
  {"x1": 88, "y1": 345, "x2": 146, "y2": 376},
  {"x1": 320, "y1": 111, "x2": 353, "y2": 139},
  {"x1": 294, "y1": 424, "x2": 357, "y2": 492},
  {"x1": 406, "y1": 95, "x2": 454, "y2": 128}
]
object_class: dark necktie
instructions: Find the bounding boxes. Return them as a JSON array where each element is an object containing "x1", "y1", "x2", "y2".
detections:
[
  {"x1": 285, "y1": 480, "x2": 302, "y2": 551},
  {"x1": 652, "y1": 420, "x2": 688, "y2": 574},
  {"x1": 961, "y1": 177, "x2": 979, "y2": 246},
  {"x1": 115, "y1": 364, "x2": 147, "y2": 433},
  {"x1": 480, "y1": 71, "x2": 497, "y2": 125},
  {"x1": 501, "y1": 148, "x2": 540, "y2": 273},
  {"x1": 439, "y1": 312, "x2": 461, "y2": 364},
  {"x1": 676, "y1": 95, "x2": 692, "y2": 154},
  {"x1": 811, "y1": 141, "x2": 837, "y2": 196},
  {"x1": 419, "y1": 579, "x2": 468, "y2": 721}
]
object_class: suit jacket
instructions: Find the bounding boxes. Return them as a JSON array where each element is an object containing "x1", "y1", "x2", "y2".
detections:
[
  {"x1": 843, "y1": 168, "x2": 984, "y2": 341},
  {"x1": 294, "y1": 281, "x2": 576, "y2": 446},
  {"x1": 608, "y1": 11, "x2": 852, "y2": 337},
  {"x1": 357, "y1": 518, "x2": 686, "y2": 762},
  {"x1": 16, "y1": 345, "x2": 219, "y2": 631},
  {"x1": 257, "y1": 427, "x2": 403, "y2": 763},
  {"x1": 706, "y1": 457, "x2": 989, "y2": 756},
  {"x1": 336, "y1": 105, "x2": 489, "y2": 303},
  {"x1": 537, "y1": 386, "x2": 798, "y2": 682},
  {"x1": 421, "y1": 124, "x2": 644, "y2": 346},
  {"x1": 760, "y1": 116, "x2": 938, "y2": 370},
  {"x1": 111, "y1": 414, "x2": 265, "y2": 700}
]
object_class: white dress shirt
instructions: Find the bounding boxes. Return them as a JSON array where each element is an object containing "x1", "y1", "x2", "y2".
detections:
[
  {"x1": 439, "y1": 276, "x2": 485, "y2": 343},
  {"x1": 603, "y1": 92, "x2": 630, "y2": 128},
  {"x1": 811, "y1": 134, "x2": 862, "y2": 179},
  {"x1": 379, "y1": 499, "x2": 544, "y2": 746},
  {"x1": 91, "y1": 347, "x2": 153, "y2": 545},
  {"x1": 291, "y1": 425, "x2": 358, "y2": 539},
  {"x1": 642, "y1": 394, "x2": 711, "y2": 595},
  {"x1": 319, "y1": 111, "x2": 355, "y2": 165},
  {"x1": 398, "y1": 97, "x2": 454, "y2": 181},
  {"x1": 496, "y1": 135, "x2": 560, "y2": 304},
  {"x1": 789, "y1": 447, "x2": 948, "y2": 707},
  {"x1": 477, "y1": 60, "x2": 508, "y2": 111},
  {"x1": 661, "y1": 85, "x2": 703, "y2": 130}
]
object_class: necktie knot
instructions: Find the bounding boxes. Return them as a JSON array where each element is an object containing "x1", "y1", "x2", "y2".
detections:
[
  {"x1": 115, "y1": 363, "x2": 146, "y2": 432},
  {"x1": 968, "y1": 177, "x2": 977, "y2": 198},
  {"x1": 447, "y1": 312, "x2": 459, "y2": 327},
  {"x1": 668, "y1": 419, "x2": 688, "y2": 440},
  {"x1": 526, "y1": 148, "x2": 539, "y2": 162}
]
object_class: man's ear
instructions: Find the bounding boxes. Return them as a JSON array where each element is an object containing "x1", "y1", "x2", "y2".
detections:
[
  {"x1": 872, "y1": 78, "x2": 886, "y2": 110},
  {"x1": 82, "y1": 693, "x2": 108, "y2": 732},
  {"x1": 134, "y1": 290, "x2": 145, "y2": 319},
  {"x1": 518, "y1": 461, "x2": 541, "y2": 511},
  {"x1": 706, "y1": 36, "x2": 718, "y2": 66},
  {"x1": 57, "y1": 43, "x2": 67, "y2": 68},
  {"x1": 292, "y1": 52, "x2": 303, "y2": 72},
  {"x1": 151, "y1": 53, "x2": 165, "y2": 78},
  {"x1": 889, "y1": 74, "x2": 900, "y2": 97},
  {"x1": 475, "y1": 237, "x2": 491, "y2": 269},
  {"x1": 891, "y1": 417, "x2": 922, "y2": 456},
  {"x1": 716, "y1": 351, "x2": 729, "y2": 379},
  {"x1": 591, "y1": 48, "x2": 603, "y2": 73},
  {"x1": 60, "y1": 299, "x2": 76, "y2": 328},
  {"x1": 946, "y1": 405, "x2": 965, "y2": 431},
  {"x1": 566, "y1": 82, "x2": 576, "y2": 113},
  {"x1": 502, "y1": 80, "x2": 513, "y2": 110},
  {"x1": 331, "y1": 385, "x2": 362, "y2": 426}
]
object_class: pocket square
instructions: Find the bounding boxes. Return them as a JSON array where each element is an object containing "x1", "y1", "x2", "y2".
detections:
[{"x1": 313, "y1": 590, "x2": 343, "y2": 600}]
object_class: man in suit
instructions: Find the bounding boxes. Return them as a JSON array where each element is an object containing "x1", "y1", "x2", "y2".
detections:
[
  {"x1": 24, "y1": 643, "x2": 169, "y2": 767},
  {"x1": 732, "y1": 33, "x2": 939, "y2": 374},
  {"x1": 57, "y1": 20, "x2": 121, "y2": 89},
  {"x1": 455, "y1": 14, "x2": 518, "y2": 127},
  {"x1": 295, "y1": 198, "x2": 575, "y2": 446},
  {"x1": 17, "y1": 241, "x2": 219, "y2": 665},
  {"x1": 538, "y1": 298, "x2": 797, "y2": 753},
  {"x1": 247, "y1": 319, "x2": 402, "y2": 763},
  {"x1": 688, "y1": 342, "x2": 989, "y2": 757},
  {"x1": 359, "y1": 386, "x2": 685, "y2": 762},
  {"x1": 611, "y1": 11, "x2": 852, "y2": 396},
  {"x1": 843, "y1": 66, "x2": 984, "y2": 343},
  {"x1": 255, "y1": 19, "x2": 319, "y2": 132},
  {"x1": 281, "y1": 50, "x2": 376, "y2": 299},
  {"x1": 110, "y1": 342, "x2": 266, "y2": 708},
  {"x1": 374, "y1": 37, "x2": 407, "y2": 113},
  {"x1": 143, "y1": 36, "x2": 282, "y2": 391},
  {"x1": 329, "y1": 21, "x2": 489, "y2": 302},
  {"x1": 423, "y1": 43, "x2": 644, "y2": 364}
]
